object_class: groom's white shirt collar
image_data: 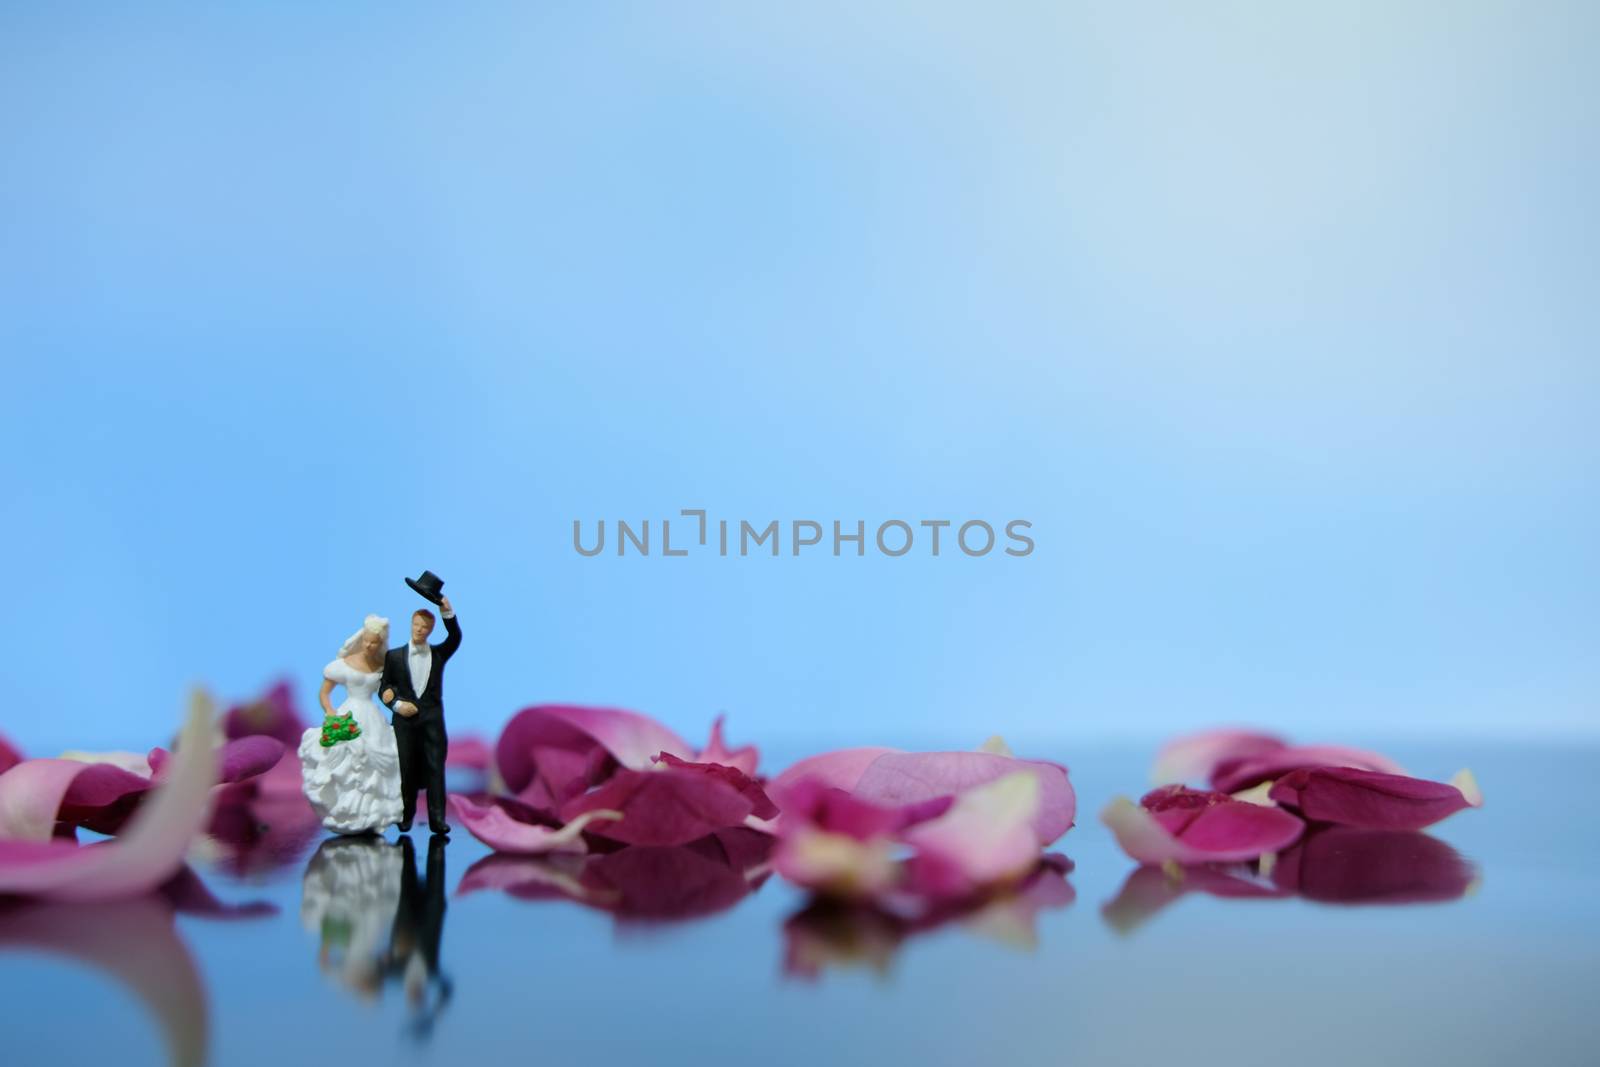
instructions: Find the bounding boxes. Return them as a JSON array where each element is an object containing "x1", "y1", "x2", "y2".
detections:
[{"x1": 408, "y1": 641, "x2": 432, "y2": 695}]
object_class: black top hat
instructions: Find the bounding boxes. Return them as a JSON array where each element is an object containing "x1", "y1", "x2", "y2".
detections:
[{"x1": 405, "y1": 570, "x2": 446, "y2": 605}]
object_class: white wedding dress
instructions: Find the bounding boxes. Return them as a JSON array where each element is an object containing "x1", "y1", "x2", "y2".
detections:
[{"x1": 298, "y1": 658, "x2": 404, "y2": 834}]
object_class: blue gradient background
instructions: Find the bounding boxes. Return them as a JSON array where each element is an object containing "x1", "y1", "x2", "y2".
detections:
[{"x1": 2, "y1": 2, "x2": 1594, "y2": 754}]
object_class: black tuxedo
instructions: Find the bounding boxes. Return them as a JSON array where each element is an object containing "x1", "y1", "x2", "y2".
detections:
[{"x1": 380, "y1": 612, "x2": 461, "y2": 828}]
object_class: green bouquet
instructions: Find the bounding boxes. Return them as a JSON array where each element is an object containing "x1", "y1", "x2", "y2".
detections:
[{"x1": 319, "y1": 712, "x2": 362, "y2": 747}]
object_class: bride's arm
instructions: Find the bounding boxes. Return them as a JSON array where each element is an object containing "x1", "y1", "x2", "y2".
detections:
[{"x1": 319, "y1": 678, "x2": 339, "y2": 718}]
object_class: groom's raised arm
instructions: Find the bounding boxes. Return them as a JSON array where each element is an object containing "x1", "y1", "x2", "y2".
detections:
[{"x1": 438, "y1": 598, "x2": 461, "y2": 660}]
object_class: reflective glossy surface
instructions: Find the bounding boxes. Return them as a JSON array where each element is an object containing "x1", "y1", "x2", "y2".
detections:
[{"x1": 3, "y1": 742, "x2": 1593, "y2": 1067}]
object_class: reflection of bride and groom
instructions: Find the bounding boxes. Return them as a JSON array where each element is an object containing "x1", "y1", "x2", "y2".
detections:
[
  {"x1": 297, "y1": 573, "x2": 461, "y2": 836},
  {"x1": 300, "y1": 835, "x2": 452, "y2": 1031}
]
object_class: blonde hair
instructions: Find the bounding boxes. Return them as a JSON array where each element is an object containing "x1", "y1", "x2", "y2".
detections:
[{"x1": 339, "y1": 614, "x2": 390, "y2": 660}]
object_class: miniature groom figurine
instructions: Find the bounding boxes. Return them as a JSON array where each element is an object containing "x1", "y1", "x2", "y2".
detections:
[{"x1": 381, "y1": 571, "x2": 461, "y2": 835}]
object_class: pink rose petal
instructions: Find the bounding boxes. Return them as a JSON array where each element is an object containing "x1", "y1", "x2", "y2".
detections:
[
  {"x1": 1101, "y1": 786, "x2": 1304, "y2": 866},
  {"x1": 770, "y1": 747, "x2": 901, "y2": 799},
  {"x1": 779, "y1": 778, "x2": 951, "y2": 841},
  {"x1": 774, "y1": 823, "x2": 901, "y2": 899},
  {"x1": 651, "y1": 751, "x2": 779, "y2": 820},
  {"x1": 902, "y1": 772, "x2": 1044, "y2": 899},
  {"x1": 29, "y1": 736, "x2": 291, "y2": 840},
  {"x1": 560, "y1": 766, "x2": 761, "y2": 847},
  {"x1": 0, "y1": 759, "x2": 100, "y2": 841},
  {"x1": 446, "y1": 734, "x2": 493, "y2": 771},
  {"x1": 222, "y1": 679, "x2": 305, "y2": 746},
  {"x1": 218, "y1": 735, "x2": 287, "y2": 784},
  {"x1": 58, "y1": 762, "x2": 156, "y2": 835},
  {"x1": 449, "y1": 793, "x2": 621, "y2": 854},
  {"x1": 496, "y1": 705, "x2": 694, "y2": 807},
  {"x1": 1150, "y1": 729, "x2": 1286, "y2": 786},
  {"x1": 0, "y1": 733, "x2": 22, "y2": 775},
  {"x1": 0, "y1": 692, "x2": 218, "y2": 901},
  {"x1": 149, "y1": 735, "x2": 284, "y2": 786},
  {"x1": 852, "y1": 751, "x2": 1075, "y2": 845},
  {"x1": 1267, "y1": 766, "x2": 1482, "y2": 831},
  {"x1": 1210, "y1": 744, "x2": 1407, "y2": 794},
  {"x1": 696, "y1": 715, "x2": 759, "y2": 775}
]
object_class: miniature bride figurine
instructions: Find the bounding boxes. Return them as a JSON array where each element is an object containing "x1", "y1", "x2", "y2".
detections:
[{"x1": 299, "y1": 614, "x2": 405, "y2": 834}]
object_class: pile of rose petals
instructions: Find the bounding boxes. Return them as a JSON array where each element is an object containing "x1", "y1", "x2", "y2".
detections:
[
  {"x1": 451, "y1": 705, "x2": 772, "y2": 853},
  {"x1": 0, "y1": 693, "x2": 231, "y2": 901},
  {"x1": 1103, "y1": 729, "x2": 1482, "y2": 867},
  {"x1": 767, "y1": 738, "x2": 1075, "y2": 909},
  {"x1": 0, "y1": 685, "x2": 315, "y2": 900},
  {"x1": 451, "y1": 710, "x2": 1077, "y2": 918}
]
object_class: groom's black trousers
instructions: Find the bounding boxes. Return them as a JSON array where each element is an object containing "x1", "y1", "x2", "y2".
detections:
[{"x1": 393, "y1": 714, "x2": 449, "y2": 827}]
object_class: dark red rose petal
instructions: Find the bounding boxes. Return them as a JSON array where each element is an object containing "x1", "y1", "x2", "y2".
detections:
[
  {"x1": 560, "y1": 767, "x2": 758, "y2": 847},
  {"x1": 1268, "y1": 766, "x2": 1481, "y2": 831}
]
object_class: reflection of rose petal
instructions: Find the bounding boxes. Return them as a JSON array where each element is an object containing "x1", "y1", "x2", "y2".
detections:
[
  {"x1": 582, "y1": 842, "x2": 759, "y2": 920},
  {"x1": 1101, "y1": 787, "x2": 1304, "y2": 866},
  {"x1": 0, "y1": 692, "x2": 216, "y2": 900},
  {"x1": 458, "y1": 852, "x2": 592, "y2": 898},
  {"x1": 0, "y1": 893, "x2": 208, "y2": 1067},
  {"x1": 958, "y1": 854, "x2": 1077, "y2": 950},
  {"x1": 1268, "y1": 766, "x2": 1482, "y2": 830},
  {"x1": 783, "y1": 855, "x2": 1075, "y2": 980},
  {"x1": 1101, "y1": 862, "x2": 1287, "y2": 935},
  {"x1": 1272, "y1": 825, "x2": 1478, "y2": 903},
  {"x1": 159, "y1": 866, "x2": 277, "y2": 918},
  {"x1": 457, "y1": 829, "x2": 772, "y2": 922},
  {"x1": 783, "y1": 900, "x2": 904, "y2": 980},
  {"x1": 201, "y1": 781, "x2": 323, "y2": 877}
]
